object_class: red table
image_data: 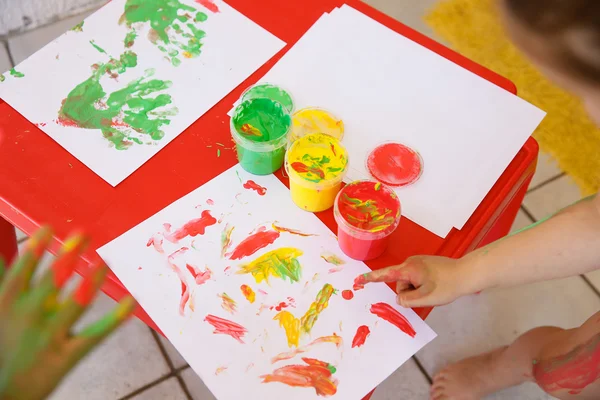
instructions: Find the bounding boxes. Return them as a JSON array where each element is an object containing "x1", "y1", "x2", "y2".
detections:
[{"x1": 0, "y1": 0, "x2": 537, "y2": 396}]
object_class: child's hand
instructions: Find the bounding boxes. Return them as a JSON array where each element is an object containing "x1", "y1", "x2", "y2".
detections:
[
  {"x1": 0, "y1": 227, "x2": 137, "y2": 400},
  {"x1": 359, "y1": 256, "x2": 473, "y2": 308}
]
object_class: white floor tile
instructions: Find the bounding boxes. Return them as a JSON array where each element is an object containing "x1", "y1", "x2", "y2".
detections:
[
  {"x1": 48, "y1": 293, "x2": 170, "y2": 400},
  {"x1": 523, "y1": 175, "x2": 583, "y2": 220},
  {"x1": 584, "y1": 270, "x2": 600, "y2": 293},
  {"x1": 363, "y1": 0, "x2": 439, "y2": 39},
  {"x1": 160, "y1": 335, "x2": 188, "y2": 369},
  {"x1": 130, "y1": 378, "x2": 187, "y2": 400},
  {"x1": 416, "y1": 277, "x2": 600, "y2": 399},
  {"x1": 0, "y1": 42, "x2": 12, "y2": 74},
  {"x1": 8, "y1": 10, "x2": 98, "y2": 65},
  {"x1": 371, "y1": 358, "x2": 431, "y2": 400},
  {"x1": 180, "y1": 368, "x2": 217, "y2": 400},
  {"x1": 529, "y1": 152, "x2": 563, "y2": 189},
  {"x1": 510, "y1": 209, "x2": 533, "y2": 234}
]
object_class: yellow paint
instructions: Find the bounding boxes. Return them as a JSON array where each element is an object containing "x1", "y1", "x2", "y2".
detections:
[
  {"x1": 274, "y1": 311, "x2": 301, "y2": 347},
  {"x1": 286, "y1": 133, "x2": 348, "y2": 212},
  {"x1": 237, "y1": 248, "x2": 303, "y2": 284},
  {"x1": 290, "y1": 108, "x2": 344, "y2": 142},
  {"x1": 240, "y1": 284, "x2": 256, "y2": 304}
]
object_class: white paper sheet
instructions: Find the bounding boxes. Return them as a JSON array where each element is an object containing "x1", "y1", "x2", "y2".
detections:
[
  {"x1": 0, "y1": 0, "x2": 285, "y2": 186},
  {"x1": 242, "y1": 6, "x2": 545, "y2": 237},
  {"x1": 98, "y1": 165, "x2": 437, "y2": 400}
]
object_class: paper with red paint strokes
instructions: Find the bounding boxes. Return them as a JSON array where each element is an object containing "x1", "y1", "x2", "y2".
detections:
[
  {"x1": 0, "y1": 0, "x2": 285, "y2": 186},
  {"x1": 98, "y1": 165, "x2": 436, "y2": 400}
]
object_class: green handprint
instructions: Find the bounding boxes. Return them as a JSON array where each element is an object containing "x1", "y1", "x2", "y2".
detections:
[
  {"x1": 121, "y1": 0, "x2": 209, "y2": 66},
  {"x1": 58, "y1": 49, "x2": 178, "y2": 150}
]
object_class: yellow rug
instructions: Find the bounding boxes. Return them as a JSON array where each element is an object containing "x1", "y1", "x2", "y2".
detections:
[{"x1": 425, "y1": 0, "x2": 600, "y2": 194}]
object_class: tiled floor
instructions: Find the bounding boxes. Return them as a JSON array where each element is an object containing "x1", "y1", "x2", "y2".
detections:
[{"x1": 1, "y1": 1, "x2": 596, "y2": 399}]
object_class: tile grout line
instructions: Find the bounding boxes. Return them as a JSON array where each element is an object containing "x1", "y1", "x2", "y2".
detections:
[
  {"x1": 117, "y1": 372, "x2": 175, "y2": 400},
  {"x1": 2, "y1": 40, "x2": 15, "y2": 68},
  {"x1": 412, "y1": 356, "x2": 433, "y2": 385},
  {"x1": 519, "y1": 205, "x2": 537, "y2": 223},
  {"x1": 174, "y1": 371, "x2": 194, "y2": 400},
  {"x1": 148, "y1": 329, "x2": 193, "y2": 399},
  {"x1": 526, "y1": 172, "x2": 566, "y2": 194}
]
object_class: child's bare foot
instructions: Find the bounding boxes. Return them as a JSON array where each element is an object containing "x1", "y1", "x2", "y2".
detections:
[{"x1": 430, "y1": 347, "x2": 516, "y2": 400}]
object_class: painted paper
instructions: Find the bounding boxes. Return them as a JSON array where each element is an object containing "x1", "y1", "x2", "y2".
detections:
[
  {"x1": 98, "y1": 165, "x2": 436, "y2": 399},
  {"x1": 0, "y1": 0, "x2": 285, "y2": 186}
]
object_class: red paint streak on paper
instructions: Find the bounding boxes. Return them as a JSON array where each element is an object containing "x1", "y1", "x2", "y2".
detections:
[
  {"x1": 180, "y1": 281, "x2": 190, "y2": 315},
  {"x1": 227, "y1": 229, "x2": 280, "y2": 260},
  {"x1": 215, "y1": 366, "x2": 228, "y2": 375},
  {"x1": 272, "y1": 222, "x2": 317, "y2": 237},
  {"x1": 370, "y1": 303, "x2": 416, "y2": 338},
  {"x1": 258, "y1": 289, "x2": 269, "y2": 296},
  {"x1": 352, "y1": 325, "x2": 371, "y2": 348},
  {"x1": 271, "y1": 298, "x2": 296, "y2": 312},
  {"x1": 341, "y1": 290, "x2": 354, "y2": 300},
  {"x1": 194, "y1": 0, "x2": 220, "y2": 13},
  {"x1": 186, "y1": 263, "x2": 212, "y2": 285},
  {"x1": 353, "y1": 275, "x2": 366, "y2": 291},
  {"x1": 146, "y1": 233, "x2": 164, "y2": 253},
  {"x1": 243, "y1": 180, "x2": 267, "y2": 195},
  {"x1": 534, "y1": 333, "x2": 600, "y2": 395},
  {"x1": 164, "y1": 210, "x2": 217, "y2": 243},
  {"x1": 204, "y1": 314, "x2": 247, "y2": 343},
  {"x1": 261, "y1": 358, "x2": 338, "y2": 396},
  {"x1": 206, "y1": 198, "x2": 214, "y2": 205},
  {"x1": 168, "y1": 247, "x2": 193, "y2": 315},
  {"x1": 246, "y1": 363, "x2": 255, "y2": 372},
  {"x1": 36, "y1": 122, "x2": 48, "y2": 128},
  {"x1": 137, "y1": 266, "x2": 142, "y2": 270},
  {"x1": 271, "y1": 335, "x2": 343, "y2": 364}
]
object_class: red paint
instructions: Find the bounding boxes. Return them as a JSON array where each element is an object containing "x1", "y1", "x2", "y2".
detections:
[
  {"x1": 146, "y1": 233, "x2": 164, "y2": 253},
  {"x1": 204, "y1": 314, "x2": 248, "y2": 343},
  {"x1": 52, "y1": 241, "x2": 86, "y2": 288},
  {"x1": 164, "y1": 210, "x2": 217, "y2": 243},
  {"x1": 186, "y1": 263, "x2": 212, "y2": 285},
  {"x1": 137, "y1": 266, "x2": 142, "y2": 270},
  {"x1": 36, "y1": 122, "x2": 48, "y2": 128},
  {"x1": 272, "y1": 223, "x2": 317, "y2": 237},
  {"x1": 341, "y1": 290, "x2": 354, "y2": 300},
  {"x1": 206, "y1": 198, "x2": 215, "y2": 205},
  {"x1": 352, "y1": 325, "x2": 371, "y2": 348},
  {"x1": 534, "y1": 334, "x2": 600, "y2": 395},
  {"x1": 243, "y1": 180, "x2": 267, "y2": 195},
  {"x1": 73, "y1": 264, "x2": 105, "y2": 306},
  {"x1": 366, "y1": 143, "x2": 423, "y2": 187},
  {"x1": 370, "y1": 303, "x2": 416, "y2": 338},
  {"x1": 353, "y1": 275, "x2": 366, "y2": 291},
  {"x1": 291, "y1": 161, "x2": 325, "y2": 179},
  {"x1": 261, "y1": 357, "x2": 338, "y2": 396},
  {"x1": 194, "y1": 0, "x2": 220, "y2": 12},
  {"x1": 226, "y1": 229, "x2": 280, "y2": 260},
  {"x1": 180, "y1": 281, "x2": 190, "y2": 315},
  {"x1": 335, "y1": 181, "x2": 401, "y2": 261}
]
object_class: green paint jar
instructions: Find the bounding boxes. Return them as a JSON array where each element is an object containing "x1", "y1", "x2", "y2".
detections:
[
  {"x1": 231, "y1": 98, "x2": 291, "y2": 175},
  {"x1": 241, "y1": 83, "x2": 294, "y2": 114}
]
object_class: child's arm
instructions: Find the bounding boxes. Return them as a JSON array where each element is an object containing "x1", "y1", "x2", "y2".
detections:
[{"x1": 361, "y1": 194, "x2": 600, "y2": 308}]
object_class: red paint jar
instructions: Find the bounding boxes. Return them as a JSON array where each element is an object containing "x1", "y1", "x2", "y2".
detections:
[{"x1": 334, "y1": 180, "x2": 401, "y2": 261}]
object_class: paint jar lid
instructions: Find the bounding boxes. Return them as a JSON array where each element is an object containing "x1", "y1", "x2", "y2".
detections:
[
  {"x1": 334, "y1": 180, "x2": 402, "y2": 240},
  {"x1": 366, "y1": 142, "x2": 423, "y2": 187},
  {"x1": 241, "y1": 83, "x2": 294, "y2": 114},
  {"x1": 230, "y1": 98, "x2": 291, "y2": 152},
  {"x1": 289, "y1": 107, "x2": 345, "y2": 144},
  {"x1": 285, "y1": 133, "x2": 349, "y2": 188}
]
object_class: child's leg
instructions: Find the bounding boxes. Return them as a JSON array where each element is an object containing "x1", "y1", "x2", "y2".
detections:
[{"x1": 430, "y1": 311, "x2": 600, "y2": 400}]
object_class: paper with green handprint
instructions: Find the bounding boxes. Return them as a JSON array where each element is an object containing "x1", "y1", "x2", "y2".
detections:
[{"x1": 0, "y1": 0, "x2": 285, "y2": 186}]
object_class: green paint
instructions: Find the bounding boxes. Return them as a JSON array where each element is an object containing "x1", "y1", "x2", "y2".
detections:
[
  {"x1": 232, "y1": 98, "x2": 290, "y2": 175},
  {"x1": 9, "y1": 68, "x2": 24, "y2": 78},
  {"x1": 217, "y1": 149, "x2": 221, "y2": 157},
  {"x1": 71, "y1": 21, "x2": 84, "y2": 32},
  {"x1": 0, "y1": 74, "x2": 5, "y2": 82},
  {"x1": 242, "y1": 84, "x2": 294, "y2": 113},
  {"x1": 327, "y1": 364, "x2": 337, "y2": 374},
  {"x1": 90, "y1": 40, "x2": 107, "y2": 54},
  {"x1": 122, "y1": 0, "x2": 207, "y2": 66},
  {"x1": 58, "y1": 51, "x2": 176, "y2": 150},
  {"x1": 342, "y1": 193, "x2": 395, "y2": 232},
  {"x1": 124, "y1": 30, "x2": 137, "y2": 48}
]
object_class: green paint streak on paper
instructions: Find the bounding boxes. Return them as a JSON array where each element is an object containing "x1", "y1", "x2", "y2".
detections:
[
  {"x1": 90, "y1": 40, "x2": 107, "y2": 54},
  {"x1": 122, "y1": 0, "x2": 207, "y2": 64},
  {"x1": 58, "y1": 51, "x2": 176, "y2": 150},
  {"x1": 71, "y1": 21, "x2": 84, "y2": 32},
  {"x1": 0, "y1": 74, "x2": 5, "y2": 82},
  {"x1": 9, "y1": 68, "x2": 25, "y2": 78}
]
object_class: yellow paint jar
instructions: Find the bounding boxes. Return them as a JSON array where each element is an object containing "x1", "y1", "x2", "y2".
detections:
[
  {"x1": 289, "y1": 107, "x2": 344, "y2": 144},
  {"x1": 285, "y1": 133, "x2": 348, "y2": 212}
]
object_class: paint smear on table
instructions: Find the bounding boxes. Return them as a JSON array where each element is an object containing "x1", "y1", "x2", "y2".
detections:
[
  {"x1": 271, "y1": 334, "x2": 343, "y2": 363},
  {"x1": 370, "y1": 302, "x2": 416, "y2": 338},
  {"x1": 186, "y1": 263, "x2": 212, "y2": 285},
  {"x1": 261, "y1": 357, "x2": 338, "y2": 396},
  {"x1": 352, "y1": 325, "x2": 371, "y2": 348},
  {"x1": 219, "y1": 292, "x2": 237, "y2": 314},
  {"x1": 204, "y1": 314, "x2": 247, "y2": 343},
  {"x1": 243, "y1": 180, "x2": 267, "y2": 195},
  {"x1": 272, "y1": 222, "x2": 318, "y2": 237},
  {"x1": 240, "y1": 284, "x2": 256, "y2": 303},
  {"x1": 226, "y1": 228, "x2": 280, "y2": 260},
  {"x1": 164, "y1": 210, "x2": 217, "y2": 243},
  {"x1": 274, "y1": 283, "x2": 334, "y2": 347},
  {"x1": 238, "y1": 248, "x2": 303, "y2": 284}
]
